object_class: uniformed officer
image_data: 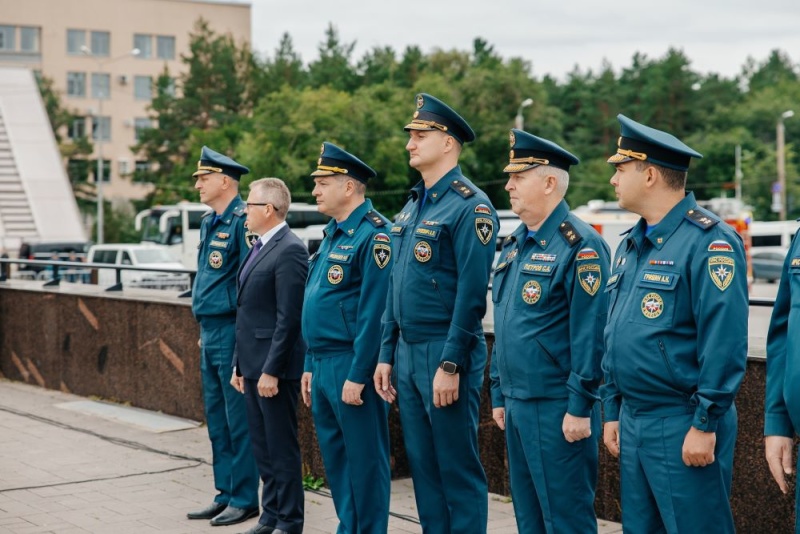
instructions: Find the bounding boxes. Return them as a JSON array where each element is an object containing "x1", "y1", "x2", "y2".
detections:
[
  {"x1": 764, "y1": 232, "x2": 800, "y2": 533},
  {"x1": 490, "y1": 130, "x2": 609, "y2": 534},
  {"x1": 300, "y1": 142, "x2": 392, "y2": 534},
  {"x1": 601, "y1": 115, "x2": 748, "y2": 533},
  {"x1": 188, "y1": 146, "x2": 259, "y2": 526},
  {"x1": 374, "y1": 93, "x2": 497, "y2": 533}
]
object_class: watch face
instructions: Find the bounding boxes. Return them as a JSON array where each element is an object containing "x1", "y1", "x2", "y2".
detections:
[{"x1": 441, "y1": 361, "x2": 458, "y2": 374}]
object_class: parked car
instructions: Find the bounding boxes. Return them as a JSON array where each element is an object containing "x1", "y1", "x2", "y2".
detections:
[
  {"x1": 87, "y1": 243, "x2": 189, "y2": 290},
  {"x1": 17, "y1": 241, "x2": 92, "y2": 273},
  {"x1": 751, "y1": 248, "x2": 788, "y2": 283}
]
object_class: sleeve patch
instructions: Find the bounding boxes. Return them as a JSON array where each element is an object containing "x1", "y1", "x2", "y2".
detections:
[
  {"x1": 708, "y1": 255, "x2": 735, "y2": 291},
  {"x1": 474, "y1": 203, "x2": 492, "y2": 215},
  {"x1": 475, "y1": 217, "x2": 494, "y2": 245},
  {"x1": 373, "y1": 232, "x2": 390, "y2": 242},
  {"x1": 578, "y1": 263, "x2": 602, "y2": 296},
  {"x1": 576, "y1": 247, "x2": 599, "y2": 260},
  {"x1": 708, "y1": 240, "x2": 733, "y2": 252}
]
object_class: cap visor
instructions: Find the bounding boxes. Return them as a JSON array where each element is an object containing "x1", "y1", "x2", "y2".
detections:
[
  {"x1": 310, "y1": 169, "x2": 336, "y2": 177},
  {"x1": 192, "y1": 169, "x2": 213, "y2": 177},
  {"x1": 607, "y1": 153, "x2": 634, "y2": 164},
  {"x1": 503, "y1": 163, "x2": 539, "y2": 173},
  {"x1": 404, "y1": 122, "x2": 436, "y2": 132}
]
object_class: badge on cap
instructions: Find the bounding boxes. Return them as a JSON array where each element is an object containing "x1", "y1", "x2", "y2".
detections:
[
  {"x1": 708, "y1": 255, "x2": 735, "y2": 291},
  {"x1": 641, "y1": 292, "x2": 664, "y2": 319},
  {"x1": 521, "y1": 280, "x2": 542, "y2": 305},
  {"x1": 416, "y1": 94, "x2": 424, "y2": 108},
  {"x1": 208, "y1": 251, "x2": 223, "y2": 269},
  {"x1": 509, "y1": 131, "x2": 516, "y2": 147}
]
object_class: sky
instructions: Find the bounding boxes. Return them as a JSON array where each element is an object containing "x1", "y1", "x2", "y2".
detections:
[{"x1": 238, "y1": 0, "x2": 800, "y2": 81}]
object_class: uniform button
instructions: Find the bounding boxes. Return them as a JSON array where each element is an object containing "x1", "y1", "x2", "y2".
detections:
[{"x1": 700, "y1": 417, "x2": 707, "y2": 423}]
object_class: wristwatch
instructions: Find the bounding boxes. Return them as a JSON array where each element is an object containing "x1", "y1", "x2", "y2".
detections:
[{"x1": 439, "y1": 361, "x2": 459, "y2": 375}]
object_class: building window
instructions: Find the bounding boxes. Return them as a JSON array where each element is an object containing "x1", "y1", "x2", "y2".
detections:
[
  {"x1": 133, "y1": 117, "x2": 152, "y2": 141},
  {"x1": 91, "y1": 73, "x2": 110, "y2": 99},
  {"x1": 92, "y1": 116, "x2": 111, "y2": 142},
  {"x1": 134, "y1": 160, "x2": 152, "y2": 182},
  {"x1": 68, "y1": 117, "x2": 87, "y2": 139},
  {"x1": 67, "y1": 29, "x2": 85, "y2": 54},
  {"x1": 92, "y1": 159, "x2": 112, "y2": 183},
  {"x1": 0, "y1": 25, "x2": 15, "y2": 51},
  {"x1": 134, "y1": 75, "x2": 152, "y2": 100},
  {"x1": 67, "y1": 158, "x2": 91, "y2": 184},
  {"x1": 90, "y1": 31, "x2": 109, "y2": 56},
  {"x1": 66, "y1": 72, "x2": 86, "y2": 97},
  {"x1": 133, "y1": 34, "x2": 152, "y2": 58},
  {"x1": 20, "y1": 27, "x2": 40, "y2": 52},
  {"x1": 156, "y1": 35, "x2": 175, "y2": 60}
]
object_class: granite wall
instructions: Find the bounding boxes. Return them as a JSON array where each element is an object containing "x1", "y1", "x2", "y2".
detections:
[{"x1": 0, "y1": 283, "x2": 792, "y2": 530}]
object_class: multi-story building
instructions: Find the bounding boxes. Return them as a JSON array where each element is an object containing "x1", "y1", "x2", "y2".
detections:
[{"x1": 0, "y1": 0, "x2": 251, "y2": 201}]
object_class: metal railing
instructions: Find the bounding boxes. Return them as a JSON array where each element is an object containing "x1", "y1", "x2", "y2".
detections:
[{"x1": 0, "y1": 258, "x2": 196, "y2": 297}]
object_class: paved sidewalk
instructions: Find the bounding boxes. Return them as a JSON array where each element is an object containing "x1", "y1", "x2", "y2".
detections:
[{"x1": 0, "y1": 380, "x2": 621, "y2": 533}]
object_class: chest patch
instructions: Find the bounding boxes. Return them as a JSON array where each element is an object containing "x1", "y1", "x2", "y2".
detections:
[
  {"x1": 414, "y1": 241, "x2": 432, "y2": 263},
  {"x1": 521, "y1": 280, "x2": 542, "y2": 305},
  {"x1": 327, "y1": 265, "x2": 344, "y2": 285},
  {"x1": 208, "y1": 250, "x2": 223, "y2": 269},
  {"x1": 641, "y1": 292, "x2": 664, "y2": 319}
]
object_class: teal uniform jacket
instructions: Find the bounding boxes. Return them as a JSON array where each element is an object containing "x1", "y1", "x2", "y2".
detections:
[
  {"x1": 303, "y1": 199, "x2": 392, "y2": 381},
  {"x1": 601, "y1": 192, "x2": 748, "y2": 427},
  {"x1": 766, "y1": 230, "x2": 800, "y2": 436},
  {"x1": 379, "y1": 167, "x2": 499, "y2": 366},
  {"x1": 490, "y1": 200, "x2": 610, "y2": 416},
  {"x1": 302, "y1": 199, "x2": 392, "y2": 534},
  {"x1": 192, "y1": 196, "x2": 250, "y2": 320}
]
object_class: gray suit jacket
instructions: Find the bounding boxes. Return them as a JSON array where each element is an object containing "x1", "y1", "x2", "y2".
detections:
[{"x1": 234, "y1": 224, "x2": 308, "y2": 380}]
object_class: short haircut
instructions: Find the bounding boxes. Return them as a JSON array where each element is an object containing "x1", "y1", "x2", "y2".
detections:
[
  {"x1": 533, "y1": 165, "x2": 569, "y2": 196},
  {"x1": 635, "y1": 160, "x2": 687, "y2": 191},
  {"x1": 334, "y1": 174, "x2": 366, "y2": 195},
  {"x1": 250, "y1": 178, "x2": 291, "y2": 219}
]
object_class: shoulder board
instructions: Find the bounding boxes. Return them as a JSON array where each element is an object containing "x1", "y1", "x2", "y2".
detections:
[
  {"x1": 685, "y1": 207, "x2": 718, "y2": 230},
  {"x1": 449, "y1": 180, "x2": 476, "y2": 199},
  {"x1": 365, "y1": 210, "x2": 389, "y2": 227},
  {"x1": 231, "y1": 205, "x2": 245, "y2": 217},
  {"x1": 559, "y1": 221, "x2": 582, "y2": 246}
]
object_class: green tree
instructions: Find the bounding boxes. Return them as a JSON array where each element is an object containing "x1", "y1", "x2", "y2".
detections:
[{"x1": 308, "y1": 24, "x2": 358, "y2": 91}]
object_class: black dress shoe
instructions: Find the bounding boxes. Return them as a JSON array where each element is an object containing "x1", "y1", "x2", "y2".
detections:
[
  {"x1": 210, "y1": 505, "x2": 259, "y2": 526},
  {"x1": 238, "y1": 524, "x2": 274, "y2": 534},
  {"x1": 187, "y1": 501, "x2": 227, "y2": 520}
]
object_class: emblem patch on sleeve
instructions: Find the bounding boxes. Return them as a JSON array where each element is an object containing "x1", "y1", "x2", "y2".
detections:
[
  {"x1": 708, "y1": 255, "x2": 735, "y2": 291},
  {"x1": 327, "y1": 265, "x2": 344, "y2": 285},
  {"x1": 521, "y1": 280, "x2": 542, "y2": 305},
  {"x1": 708, "y1": 240, "x2": 733, "y2": 252},
  {"x1": 245, "y1": 231, "x2": 259, "y2": 248},
  {"x1": 475, "y1": 218, "x2": 494, "y2": 245},
  {"x1": 208, "y1": 251, "x2": 223, "y2": 269},
  {"x1": 641, "y1": 292, "x2": 664, "y2": 319},
  {"x1": 578, "y1": 264, "x2": 602, "y2": 296},
  {"x1": 373, "y1": 243, "x2": 391, "y2": 269},
  {"x1": 577, "y1": 248, "x2": 599, "y2": 261}
]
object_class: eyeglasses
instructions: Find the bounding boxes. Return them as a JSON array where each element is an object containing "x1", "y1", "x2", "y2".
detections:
[{"x1": 246, "y1": 202, "x2": 271, "y2": 208}]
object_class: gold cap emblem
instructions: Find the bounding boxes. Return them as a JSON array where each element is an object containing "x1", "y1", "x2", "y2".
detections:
[
  {"x1": 416, "y1": 94, "x2": 424, "y2": 109},
  {"x1": 320, "y1": 143, "x2": 325, "y2": 155},
  {"x1": 509, "y1": 131, "x2": 516, "y2": 147}
]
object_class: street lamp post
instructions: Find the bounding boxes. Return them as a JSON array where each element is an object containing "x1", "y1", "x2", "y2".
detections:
[
  {"x1": 778, "y1": 109, "x2": 794, "y2": 221},
  {"x1": 515, "y1": 98, "x2": 533, "y2": 130},
  {"x1": 81, "y1": 46, "x2": 140, "y2": 244}
]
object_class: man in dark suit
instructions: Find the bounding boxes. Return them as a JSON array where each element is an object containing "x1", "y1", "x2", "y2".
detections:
[{"x1": 231, "y1": 177, "x2": 308, "y2": 534}]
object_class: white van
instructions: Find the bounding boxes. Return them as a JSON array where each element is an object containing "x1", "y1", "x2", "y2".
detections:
[{"x1": 87, "y1": 243, "x2": 190, "y2": 290}]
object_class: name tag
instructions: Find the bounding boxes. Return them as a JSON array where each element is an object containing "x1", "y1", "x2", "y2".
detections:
[
  {"x1": 210, "y1": 240, "x2": 228, "y2": 249},
  {"x1": 327, "y1": 253, "x2": 352, "y2": 264},
  {"x1": 414, "y1": 227, "x2": 440, "y2": 240},
  {"x1": 521, "y1": 263, "x2": 555, "y2": 275}
]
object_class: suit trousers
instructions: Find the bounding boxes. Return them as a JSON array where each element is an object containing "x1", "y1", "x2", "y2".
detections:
[
  {"x1": 619, "y1": 404, "x2": 737, "y2": 534},
  {"x1": 243, "y1": 377, "x2": 304, "y2": 533},
  {"x1": 504, "y1": 397, "x2": 599, "y2": 534},
  {"x1": 395, "y1": 337, "x2": 488, "y2": 534},
  {"x1": 311, "y1": 354, "x2": 391, "y2": 534},
  {"x1": 199, "y1": 321, "x2": 259, "y2": 509}
]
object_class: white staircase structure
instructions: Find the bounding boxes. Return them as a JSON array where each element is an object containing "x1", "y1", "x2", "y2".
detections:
[{"x1": 0, "y1": 67, "x2": 86, "y2": 252}]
